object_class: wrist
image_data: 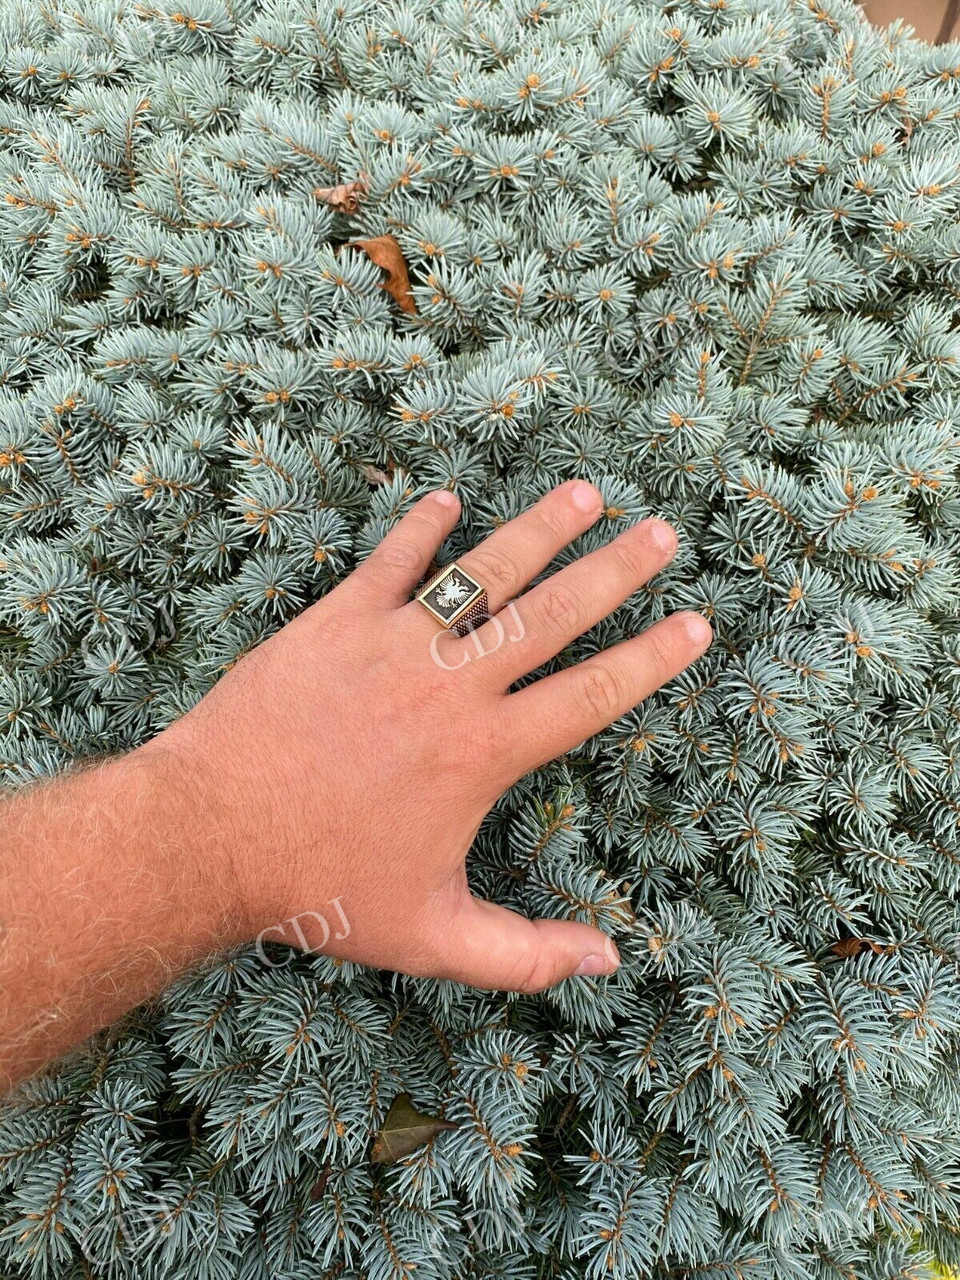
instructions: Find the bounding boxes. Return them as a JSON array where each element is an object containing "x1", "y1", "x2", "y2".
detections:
[{"x1": 127, "y1": 731, "x2": 252, "y2": 953}]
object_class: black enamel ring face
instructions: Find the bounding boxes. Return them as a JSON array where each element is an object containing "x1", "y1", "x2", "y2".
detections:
[{"x1": 416, "y1": 564, "x2": 486, "y2": 629}]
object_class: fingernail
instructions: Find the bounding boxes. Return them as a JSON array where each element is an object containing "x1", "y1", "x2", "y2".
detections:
[
  {"x1": 575, "y1": 937, "x2": 620, "y2": 977},
  {"x1": 570, "y1": 481, "x2": 601, "y2": 513},
  {"x1": 682, "y1": 611, "x2": 713, "y2": 649},
  {"x1": 433, "y1": 489, "x2": 459, "y2": 508},
  {"x1": 644, "y1": 518, "x2": 678, "y2": 554}
]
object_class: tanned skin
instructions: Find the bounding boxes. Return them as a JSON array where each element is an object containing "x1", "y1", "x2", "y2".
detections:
[
  {"x1": 0, "y1": 482, "x2": 712, "y2": 1092},
  {"x1": 861, "y1": 0, "x2": 958, "y2": 43}
]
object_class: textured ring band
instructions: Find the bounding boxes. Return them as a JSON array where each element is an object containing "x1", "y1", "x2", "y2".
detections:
[{"x1": 415, "y1": 562, "x2": 491, "y2": 637}]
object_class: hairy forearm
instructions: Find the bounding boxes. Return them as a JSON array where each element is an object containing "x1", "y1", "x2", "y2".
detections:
[{"x1": 0, "y1": 745, "x2": 239, "y2": 1092}]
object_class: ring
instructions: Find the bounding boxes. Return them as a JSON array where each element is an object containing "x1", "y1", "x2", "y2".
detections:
[{"x1": 415, "y1": 562, "x2": 490, "y2": 637}]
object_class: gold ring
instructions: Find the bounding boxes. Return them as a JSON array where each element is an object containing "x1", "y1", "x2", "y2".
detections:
[{"x1": 415, "y1": 563, "x2": 490, "y2": 637}]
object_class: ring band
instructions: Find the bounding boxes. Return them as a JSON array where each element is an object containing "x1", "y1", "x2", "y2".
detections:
[{"x1": 415, "y1": 562, "x2": 490, "y2": 637}]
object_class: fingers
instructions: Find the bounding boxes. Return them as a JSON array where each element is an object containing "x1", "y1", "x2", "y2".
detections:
[
  {"x1": 350, "y1": 489, "x2": 461, "y2": 607},
  {"x1": 412, "y1": 480, "x2": 604, "y2": 622},
  {"x1": 505, "y1": 611, "x2": 713, "y2": 772},
  {"x1": 430, "y1": 896, "x2": 620, "y2": 993},
  {"x1": 472, "y1": 515, "x2": 679, "y2": 685}
]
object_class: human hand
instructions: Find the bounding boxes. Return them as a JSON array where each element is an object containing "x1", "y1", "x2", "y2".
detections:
[{"x1": 146, "y1": 480, "x2": 712, "y2": 993}]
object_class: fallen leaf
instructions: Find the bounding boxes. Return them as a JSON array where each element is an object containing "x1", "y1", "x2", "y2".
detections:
[
  {"x1": 831, "y1": 939, "x2": 863, "y2": 958},
  {"x1": 314, "y1": 172, "x2": 369, "y2": 214},
  {"x1": 348, "y1": 234, "x2": 417, "y2": 315},
  {"x1": 831, "y1": 938, "x2": 884, "y2": 958},
  {"x1": 358, "y1": 461, "x2": 394, "y2": 485},
  {"x1": 370, "y1": 1092, "x2": 456, "y2": 1164}
]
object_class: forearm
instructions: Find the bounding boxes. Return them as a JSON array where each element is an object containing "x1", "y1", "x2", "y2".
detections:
[{"x1": 0, "y1": 744, "x2": 240, "y2": 1092}]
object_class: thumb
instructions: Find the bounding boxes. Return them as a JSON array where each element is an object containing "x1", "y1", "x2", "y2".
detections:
[{"x1": 431, "y1": 896, "x2": 620, "y2": 993}]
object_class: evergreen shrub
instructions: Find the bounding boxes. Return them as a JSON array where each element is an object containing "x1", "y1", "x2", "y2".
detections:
[{"x1": 3, "y1": 0, "x2": 960, "y2": 1275}]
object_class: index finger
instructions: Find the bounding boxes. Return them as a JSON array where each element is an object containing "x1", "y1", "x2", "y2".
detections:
[{"x1": 349, "y1": 489, "x2": 461, "y2": 607}]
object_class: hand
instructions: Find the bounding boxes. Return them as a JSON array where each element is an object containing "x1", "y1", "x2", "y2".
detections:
[{"x1": 147, "y1": 479, "x2": 712, "y2": 993}]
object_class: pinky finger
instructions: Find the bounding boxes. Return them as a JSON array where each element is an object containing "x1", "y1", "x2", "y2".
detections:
[{"x1": 505, "y1": 611, "x2": 712, "y2": 773}]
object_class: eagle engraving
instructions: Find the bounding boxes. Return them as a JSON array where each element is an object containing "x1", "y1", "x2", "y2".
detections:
[{"x1": 436, "y1": 575, "x2": 470, "y2": 609}]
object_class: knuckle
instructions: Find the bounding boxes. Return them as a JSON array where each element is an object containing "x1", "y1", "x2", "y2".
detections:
[
  {"x1": 611, "y1": 527, "x2": 656, "y2": 578},
  {"x1": 533, "y1": 500, "x2": 570, "y2": 543},
  {"x1": 379, "y1": 537, "x2": 427, "y2": 575},
  {"x1": 535, "y1": 583, "x2": 585, "y2": 635},
  {"x1": 503, "y1": 942, "x2": 549, "y2": 995},
  {"x1": 579, "y1": 661, "x2": 624, "y2": 720},
  {"x1": 467, "y1": 548, "x2": 520, "y2": 593},
  {"x1": 643, "y1": 627, "x2": 674, "y2": 676}
]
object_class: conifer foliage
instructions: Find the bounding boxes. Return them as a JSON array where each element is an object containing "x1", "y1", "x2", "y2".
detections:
[{"x1": 3, "y1": 0, "x2": 960, "y2": 1274}]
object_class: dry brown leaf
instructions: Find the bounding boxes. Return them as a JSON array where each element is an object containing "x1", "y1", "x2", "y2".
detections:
[
  {"x1": 358, "y1": 461, "x2": 394, "y2": 485},
  {"x1": 348, "y1": 234, "x2": 417, "y2": 315},
  {"x1": 370, "y1": 1092, "x2": 456, "y2": 1164},
  {"x1": 831, "y1": 938, "x2": 863, "y2": 958},
  {"x1": 314, "y1": 172, "x2": 370, "y2": 214},
  {"x1": 831, "y1": 938, "x2": 884, "y2": 958}
]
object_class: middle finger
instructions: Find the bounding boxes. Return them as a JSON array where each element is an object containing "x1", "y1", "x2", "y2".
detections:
[{"x1": 470, "y1": 516, "x2": 678, "y2": 686}]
